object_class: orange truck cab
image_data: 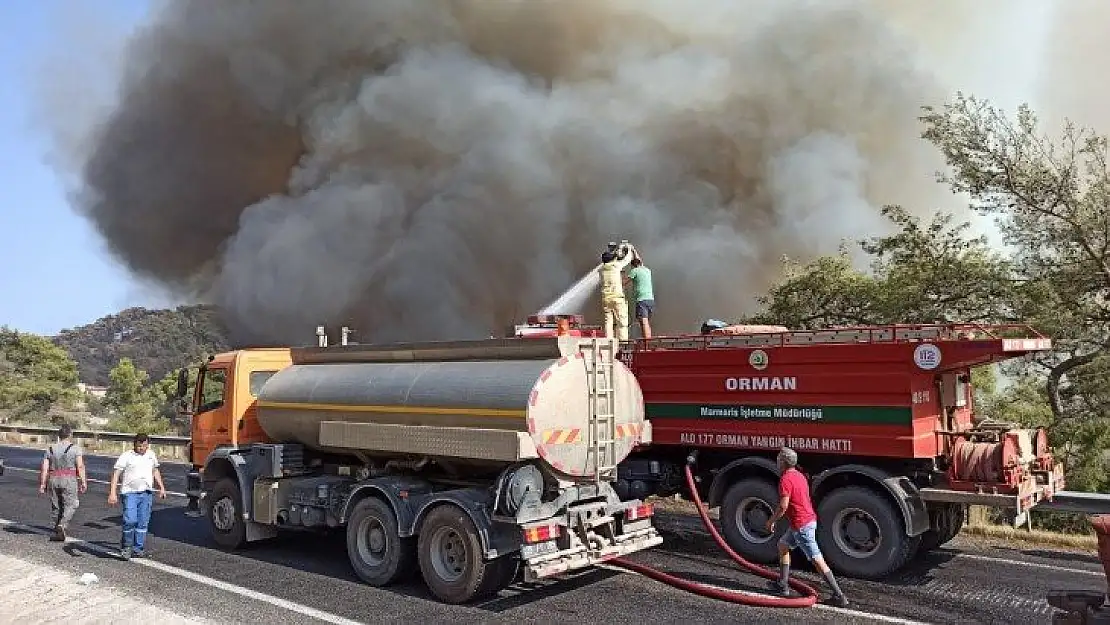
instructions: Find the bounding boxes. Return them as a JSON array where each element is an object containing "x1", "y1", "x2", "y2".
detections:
[{"x1": 183, "y1": 348, "x2": 291, "y2": 475}]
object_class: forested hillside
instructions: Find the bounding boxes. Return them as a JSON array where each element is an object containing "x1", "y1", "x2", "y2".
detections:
[{"x1": 52, "y1": 305, "x2": 231, "y2": 387}]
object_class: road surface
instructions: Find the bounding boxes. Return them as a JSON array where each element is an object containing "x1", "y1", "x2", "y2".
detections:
[{"x1": 0, "y1": 444, "x2": 1103, "y2": 624}]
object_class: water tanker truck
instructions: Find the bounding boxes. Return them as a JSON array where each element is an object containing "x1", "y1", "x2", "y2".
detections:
[{"x1": 178, "y1": 334, "x2": 663, "y2": 604}]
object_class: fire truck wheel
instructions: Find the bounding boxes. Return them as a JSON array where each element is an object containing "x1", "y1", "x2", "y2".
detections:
[
  {"x1": 347, "y1": 497, "x2": 417, "y2": 586},
  {"x1": 719, "y1": 478, "x2": 787, "y2": 564},
  {"x1": 209, "y1": 478, "x2": 246, "y2": 550},
  {"x1": 816, "y1": 486, "x2": 918, "y2": 579},
  {"x1": 417, "y1": 504, "x2": 508, "y2": 604}
]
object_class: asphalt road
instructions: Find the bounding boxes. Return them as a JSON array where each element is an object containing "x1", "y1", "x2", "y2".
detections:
[{"x1": 0, "y1": 444, "x2": 1104, "y2": 624}]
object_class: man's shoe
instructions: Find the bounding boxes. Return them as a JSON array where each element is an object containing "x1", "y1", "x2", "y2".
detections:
[
  {"x1": 766, "y1": 579, "x2": 795, "y2": 598},
  {"x1": 58, "y1": 526, "x2": 66, "y2": 541},
  {"x1": 132, "y1": 550, "x2": 145, "y2": 558},
  {"x1": 119, "y1": 547, "x2": 132, "y2": 561},
  {"x1": 827, "y1": 594, "x2": 850, "y2": 608},
  {"x1": 50, "y1": 527, "x2": 63, "y2": 542}
]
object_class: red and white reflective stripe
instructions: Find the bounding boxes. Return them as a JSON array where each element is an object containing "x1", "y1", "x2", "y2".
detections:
[
  {"x1": 541, "y1": 429, "x2": 581, "y2": 445},
  {"x1": 522, "y1": 522, "x2": 562, "y2": 544},
  {"x1": 625, "y1": 503, "x2": 653, "y2": 521},
  {"x1": 615, "y1": 423, "x2": 643, "y2": 439},
  {"x1": 50, "y1": 469, "x2": 78, "y2": 477}
]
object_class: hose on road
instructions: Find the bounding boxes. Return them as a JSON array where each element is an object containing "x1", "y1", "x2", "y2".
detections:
[{"x1": 608, "y1": 454, "x2": 819, "y2": 608}]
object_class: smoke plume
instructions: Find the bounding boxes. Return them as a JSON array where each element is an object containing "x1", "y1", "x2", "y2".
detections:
[
  {"x1": 1036, "y1": 0, "x2": 1110, "y2": 133},
  {"x1": 46, "y1": 0, "x2": 984, "y2": 345}
]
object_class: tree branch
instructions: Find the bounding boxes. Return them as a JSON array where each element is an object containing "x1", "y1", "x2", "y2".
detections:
[{"x1": 1045, "y1": 350, "x2": 1102, "y2": 421}]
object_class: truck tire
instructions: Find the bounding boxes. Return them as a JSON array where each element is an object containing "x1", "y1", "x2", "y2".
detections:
[
  {"x1": 346, "y1": 497, "x2": 417, "y2": 586},
  {"x1": 918, "y1": 503, "x2": 965, "y2": 553},
  {"x1": 417, "y1": 504, "x2": 507, "y2": 604},
  {"x1": 815, "y1": 486, "x2": 918, "y2": 579},
  {"x1": 719, "y1": 478, "x2": 787, "y2": 564},
  {"x1": 208, "y1": 478, "x2": 246, "y2": 550}
]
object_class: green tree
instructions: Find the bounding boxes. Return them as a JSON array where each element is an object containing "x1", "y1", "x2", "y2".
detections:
[
  {"x1": 745, "y1": 205, "x2": 1015, "y2": 329},
  {"x1": 746, "y1": 94, "x2": 1109, "y2": 497},
  {"x1": 146, "y1": 367, "x2": 197, "y2": 432},
  {"x1": 0, "y1": 328, "x2": 81, "y2": 422},
  {"x1": 104, "y1": 358, "x2": 170, "y2": 434},
  {"x1": 920, "y1": 93, "x2": 1110, "y2": 492}
]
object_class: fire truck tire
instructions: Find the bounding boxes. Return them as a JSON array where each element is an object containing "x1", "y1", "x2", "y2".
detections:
[
  {"x1": 208, "y1": 478, "x2": 246, "y2": 550},
  {"x1": 918, "y1": 504, "x2": 965, "y2": 552},
  {"x1": 816, "y1": 486, "x2": 918, "y2": 579},
  {"x1": 346, "y1": 497, "x2": 418, "y2": 587},
  {"x1": 719, "y1": 478, "x2": 788, "y2": 564},
  {"x1": 417, "y1": 504, "x2": 509, "y2": 604}
]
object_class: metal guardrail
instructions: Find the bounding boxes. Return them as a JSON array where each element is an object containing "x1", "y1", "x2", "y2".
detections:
[
  {"x1": 0, "y1": 424, "x2": 189, "y2": 447},
  {"x1": 1040, "y1": 491, "x2": 1110, "y2": 516}
]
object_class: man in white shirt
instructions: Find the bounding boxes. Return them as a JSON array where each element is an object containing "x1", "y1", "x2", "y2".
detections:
[{"x1": 108, "y1": 433, "x2": 167, "y2": 559}]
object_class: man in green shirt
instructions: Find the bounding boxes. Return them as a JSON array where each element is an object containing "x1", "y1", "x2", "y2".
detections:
[{"x1": 624, "y1": 257, "x2": 655, "y2": 338}]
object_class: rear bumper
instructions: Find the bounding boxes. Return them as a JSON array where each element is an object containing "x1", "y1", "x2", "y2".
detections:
[
  {"x1": 522, "y1": 524, "x2": 663, "y2": 582},
  {"x1": 921, "y1": 463, "x2": 1067, "y2": 526}
]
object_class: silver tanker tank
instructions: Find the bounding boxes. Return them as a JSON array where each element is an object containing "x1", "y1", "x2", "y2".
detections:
[{"x1": 254, "y1": 335, "x2": 649, "y2": 482}]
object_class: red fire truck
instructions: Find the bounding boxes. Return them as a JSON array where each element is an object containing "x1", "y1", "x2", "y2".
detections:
[{"x1": 511, "y1": 314, "x2": 1066, "y2": 580}]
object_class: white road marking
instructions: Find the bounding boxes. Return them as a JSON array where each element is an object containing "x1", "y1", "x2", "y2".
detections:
[
  {"x1": 3, "y1": 465, "x2": 189, "y2": 498},
  {"x1": 595, "y1": 564, "x2": 934, "y2": 625},
  {"x1": 956, "y1": 553, "x2": 1105, "y2": 577},
  {"x1": 0, "y1": 517, "x2": 366, "y2": 625}
]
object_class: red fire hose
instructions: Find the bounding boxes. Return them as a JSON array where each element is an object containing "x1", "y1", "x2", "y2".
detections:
[{"x1": 608, "y1": 457, "x2": 820, "y2": 608}]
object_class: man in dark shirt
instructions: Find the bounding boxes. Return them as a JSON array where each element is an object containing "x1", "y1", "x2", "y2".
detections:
[
  {"x1": 38, "y1": 424, "x2": 88, "y2": 541},
  {"x1": 765, "y1": 446, "x2": 849, "y2": 607}
]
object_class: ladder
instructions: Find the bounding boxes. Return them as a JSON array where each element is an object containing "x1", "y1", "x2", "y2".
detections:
[{"x1": 586, "y1": 337, "x2": 619, "y2": 483}]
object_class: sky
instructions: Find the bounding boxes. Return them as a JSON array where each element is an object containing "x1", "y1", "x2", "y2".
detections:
[
  {"x1": 0, "y1": 0, "x2": 170, "y2": 336},
  {"x1": 0, "y1": 0, "x2": 1056, "y2": 337}
]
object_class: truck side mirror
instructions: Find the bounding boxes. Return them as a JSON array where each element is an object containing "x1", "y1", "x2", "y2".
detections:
[{"x1": 176, "y1": 368, "x2": 189, "y2": 398}]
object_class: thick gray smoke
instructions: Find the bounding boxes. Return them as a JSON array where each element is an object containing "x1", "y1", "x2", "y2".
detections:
[
  {"x1": 48, "y1": 0, "x2": 973, "y2": 345},
  {"x1": 1036, "y1": 0, "x2": 1110, "y2": 133}
]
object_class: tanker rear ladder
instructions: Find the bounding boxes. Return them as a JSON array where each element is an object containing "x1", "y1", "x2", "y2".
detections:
[
  {"x1": 632, "y1": 322, "x2": 1051, "y2": 350},
  {"x1": 587, "y1": 338, "x2": 619, "y2": 483}
]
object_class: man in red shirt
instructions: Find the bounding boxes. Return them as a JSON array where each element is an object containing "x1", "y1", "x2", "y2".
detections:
[{"x1": 765, "y1": 446, "x2": 849, "y2": 607}]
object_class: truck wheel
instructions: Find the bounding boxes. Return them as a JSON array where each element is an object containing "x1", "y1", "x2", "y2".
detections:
[
  {"x1": 346, "y1": 497, "x2": 417, "y2": 586},
  {"x1": 815, "y1": 486, "x2": 917, "y2": 579},
  {"x1": 209, "y1": 478, "x2": 246, "y2": 550},
  {"x1": 417, "y1": 504, "x2": 505, "y2": 604},
  {"x1": 719, "y1": 478, "x2": 786, "y2": 564},
  {"x1": 918, "y1": 503, "x2": 965, "y2": 553}
]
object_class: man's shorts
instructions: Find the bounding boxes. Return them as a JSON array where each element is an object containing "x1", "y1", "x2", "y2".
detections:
[
  {"x1": 635, "y1": 299, "x2": 655, "y2": 319},
  {"x1": 780, "y1": 520, "x2": 823, "y2": 560}
]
